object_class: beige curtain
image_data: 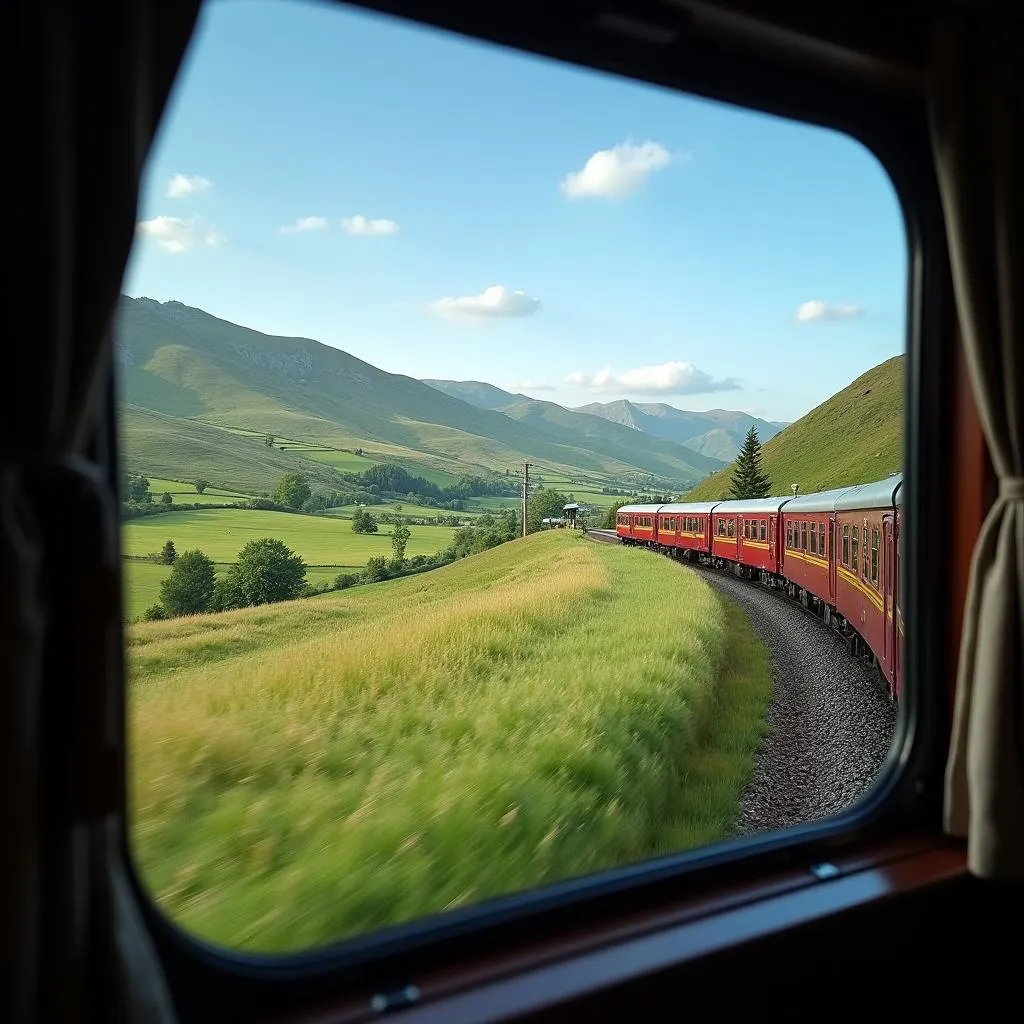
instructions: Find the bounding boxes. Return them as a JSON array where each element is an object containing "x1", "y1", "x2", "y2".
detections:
[
  {"x1": 4, "y1": 1, "x2": 200, "y2": 1020},
  {"x1": 928, "y1": 17, "x2": 1024, "y2": 877}
]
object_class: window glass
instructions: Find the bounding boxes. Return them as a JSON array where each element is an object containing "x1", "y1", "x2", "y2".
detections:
[
  {"x1": 863, "y1": 527, "x2": 870, "y2": 578},
  {"x1": 852, "y1": 526, "x2": 860, "y2": 570},
  {"x1": 810, "y1": 522, "x2": 817, "y2": 555},
  {"x1": 871, "y1": 528, "x2": 880, "y2": 587},
  {"x1": 118, "y1": 0, "x2": 908, "y2": 956},
  {"x1": 820, "y1": 522, "x2": 826, "y2": 556},
  {"x1": 843, "y1": 524, "x2": 850, "y2": 565}
]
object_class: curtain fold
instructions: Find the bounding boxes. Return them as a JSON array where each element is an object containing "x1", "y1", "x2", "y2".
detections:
[
  {"x1": 5, "y1": 1, "x2": 200, "y2": 1020},
  {"x1": 928, "y1": 17, "x2": 1024, "y2": 877}
]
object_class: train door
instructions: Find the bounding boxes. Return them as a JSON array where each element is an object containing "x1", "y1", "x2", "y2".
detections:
[
  {"x1": 768, "y1": 514, "x2": 776, "y2": 565},
  {"x1": 828, "y1": 514, "x2": 837, "y2": 603},
  {"x1": 883, "y1": 513, "x2": 895, "y2": 694}
]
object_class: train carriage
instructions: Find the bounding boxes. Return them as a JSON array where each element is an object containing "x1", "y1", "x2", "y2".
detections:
[
  {"x1": 707, "y1": 497, "x2": 790, "y2": 576},
  {"x1": 654, "y1": 501, "x2": 718, "y2": 557},
  {"x1": 781, "y1": 485, "x2": 856, "y2": 611},
  {"x1": 615, "y1": 504, "x2": 664, "y2": 547},
  {"x1": 834, "y1": 475, "x2": 902, "y2": 695}
]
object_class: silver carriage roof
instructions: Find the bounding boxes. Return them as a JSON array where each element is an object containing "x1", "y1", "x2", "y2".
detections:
[
  {"x1": 781, "y1": 485, "x2": 858, "y2": 514},
  {"x1": 656, "y1": 501, "x2": 720, "y2": 515},
  {"x1": 834, "y1": 473, "x2": 903, "y2": 512},
  {"x1": 707, "y1": 496, "x2": 794, "y2": 515},
  {"x1": 616, "y1": 504, "x2": 666, "y2": 515}
]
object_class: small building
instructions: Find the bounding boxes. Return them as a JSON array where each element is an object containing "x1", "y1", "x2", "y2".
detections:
[{"x1": 562, "y1": 503, "x2": 581, "y2": 528}]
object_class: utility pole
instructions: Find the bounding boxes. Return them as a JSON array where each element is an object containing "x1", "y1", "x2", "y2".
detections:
[{"x1": 522, "y1": 462, "x2": 530, "y2": 537}]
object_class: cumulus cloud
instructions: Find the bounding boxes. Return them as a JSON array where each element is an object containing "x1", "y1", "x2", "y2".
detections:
[
  {"x1": 280, "y1": 216, "x2": 327, "y2": 234},
  {"x1": 560, "y1": 141, "x2": 672, "y2": 199},
  {"x1": 564, "y1": 360, "x2": 739, "y2": 396},
  {"x1": 341, "y1": 214, "x2": 399, "y2": 236},
  {"x1": 166, "y1": 174, "x2": 212, "y2": 198},
  {"x1": 795, "y1": 300, "x2": 862, "y2": 322},
  {"x1": 431, "y1": 285, "x2": 542, "y2": 321},
  {"x1": 136, "y1": 215, "x2": 223, "y2": 253}
]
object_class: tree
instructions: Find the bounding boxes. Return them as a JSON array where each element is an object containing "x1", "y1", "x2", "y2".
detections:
[
  {"x1": 265, "y1": 434, "x2": 275, "y2": 448},
  {"x1": 194, "y1": 478, "x2": 210, "y2": 495},
  {"x1": 729, "y1": 426, "x2": 772, "y2": 499},
  {"x1": 226, "y1": 537, "x2": 306, "y2": 606},
  {"x1": 211, "y1": 575, "x2": 245, "y2": 612},
  {"x1": 526, "y1": 487, "x2": 569, "y2": 533},
  {"x1": 274, "y1": 472, "x2": 311, "y2": 510},
  {"x1": 391, "y1": 522, "x2": 411, "y2": 564},
  {"x1": 363, "y1": 556, "x2": 390, "y2": 582},
  {"x1": 160, "y1": 539, "x2": 177, "y2": 565},
  {"x1": 161, "y1": 491, "x2": 173, "y2": 505},
  {"x1": 142, "y1": 604, "x2": 166, "y2": 621},
  {"x1": 123, "y1": 473, "x2": 151, "y2": 503},
  {"x1": 602, "y1": 501, "x2": 628, "y2": 530},
  {"x1": 159, "y1": 549, "x2": 216, "y2": 616},
  {"x1": 351, "y1": 508, "x2": 378, "y2": 534}
]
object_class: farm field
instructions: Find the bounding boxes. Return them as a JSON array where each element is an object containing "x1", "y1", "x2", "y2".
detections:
[
  {"x1": 144, "y1": 478, "x2": 253, "y2": 504},
  {"x1": 128, "y1": 530, "x2": 772, "y2": 953},
  {"x1": 122, "y1": 508, "x2": 458, "y2": 566}
]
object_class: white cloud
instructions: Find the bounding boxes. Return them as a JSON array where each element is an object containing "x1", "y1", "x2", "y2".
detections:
[
  {"x1": 560, "y1": 141, "x2": 672, "y2": 199},
  {"x1": 505, "y1": 380, "x2": 556, "y2": 393},
  {"x1": 341, "y1": 214, "x2": 399, "y2": 236},
  {"x1": 431, "y1": 285, "x2": 541, "y2": 321},
  {"x1": 795, "y1": 300, "x2": 862, "y2": 322},
  {"x1": 166, "y1": 174, "x2": 212, "y2": 198},
  {"x1": 564, "y1": 360, "x2": 739, "y2": 396},
  {"x1": 280, "y1": 216, "x2": 327, "y2": 234},
  {"x1": 136, "y1": 215, "x2": 223, "y2": 253}
]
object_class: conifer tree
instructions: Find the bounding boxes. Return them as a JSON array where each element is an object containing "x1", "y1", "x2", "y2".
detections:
[{"x1": 729, "y1": 426, "x2": 772, "y2": 498}]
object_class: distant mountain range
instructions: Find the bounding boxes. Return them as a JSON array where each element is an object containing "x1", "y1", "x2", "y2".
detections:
[
  {"x1": 424, "y1": 381, "x2": 788, "y2": 463},
  {"x1": 115, "y1": 296, "x2": 726, "y2": 493}
]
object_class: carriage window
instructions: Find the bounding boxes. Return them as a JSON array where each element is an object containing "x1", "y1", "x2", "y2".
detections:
[
  {"x1": 843, "y1": 524, "x2": 850, "y2": 565},
  {"x1": 786, "y1": 523, "x2": 792, "y2": 548},
  {"x1": 852, "y1": 526, "x2": 860, "y2": 570},
  {"x1": 761, "y1": 519, "x2": 767, "y2": 541},
  {"x1": 809, "y1": 522, "x2": 817, "y2": 555},
  {"x1": 800, "y1": 522, "x2": 807, "y2": 550},
  {"x1": 727, "y1": 520, "x2": 735, "y2": 538},
  {"x1": 863, "y1": 528, "x2": 870, "y2": 579},
  {"x1": 820, "y1": 522, "x2": 826, "y2": 555},
  {"x1": 871, "y1": 528, "x2": 880, "y2": 587}
]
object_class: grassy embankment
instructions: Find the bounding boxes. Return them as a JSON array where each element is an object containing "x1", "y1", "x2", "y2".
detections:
[{"x1": 129, "y1": 530, "x2": 773, "y2": 953}]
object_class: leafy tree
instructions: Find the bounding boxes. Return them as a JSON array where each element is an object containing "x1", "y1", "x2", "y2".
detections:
[
  {"x1": 526, "y1": 487, "x2": 569, "y2": 534},
  {"x1": 194, "y1": 478, "x2": 210, "y2": 495},
  {"x1": 160, "y1": 491, "x2": 173, "y2": 505},
  {"x1": 729, "y1": 426, "x2": 772, "y2": 499},
  {"x1": 274, "y1": 472, "x2": 311, "y2": 510},
  {"x1": 122, "y1": 473, "x2": 151, "y2": 503},
  {"x1": 226, "y1": 538, "x2": 306, "y2": 606},
  {"x1": 160, "y1": 539, "x2": 177, "y2": 565},
  {"x1": 391, "y1": 522, "x2": 411, "y2": 563},
  {"x1": 363, "y1": 556, "x2": 390, "y2": 582},
  {"x1": 142, "y1": 604, "x2": 166, "y2": 621},
  {"x1": 159, "y1": 549, "x2": 216, "y2": 616},
  {"x1": 265, "y1": 434, "x2": 275, "y2": 448},
  {"x1": 211, "y1": 575, "x2": 245, "y2": 612},
  {"x1": 351, "y1": 508, "x2": 378, "y2": 534},
  {"x1": 602, "y1": 501, "x2": 629, "y2": 530},
  {"x1": 334, "y1": 572, "x2": 359, "y2": 590}
]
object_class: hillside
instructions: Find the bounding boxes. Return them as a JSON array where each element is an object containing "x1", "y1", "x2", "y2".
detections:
[
  {"x1": 574, "y1": 400, "x2": 789, "y2": 462},
  {"x1": 116, "y1": 297, "x2": 721, "y2": 488},
  {"x1": 685, "y1": 355, "x2": 904, "y2": 500},
  {"x1": 421, "y1": 379, "x2": 526, "y2": 411}
]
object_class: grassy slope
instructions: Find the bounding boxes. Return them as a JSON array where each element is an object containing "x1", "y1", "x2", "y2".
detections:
[
  {"x1": 686, "y1": 356, "x2": 904, "y2": 500},
  {"x1": 116, "y1": 296, "x2": 719, "y2": 487},
  {"x1": 122, "y1": 508, "x2": 457, "y2": 565},
  {"x1": 128, "y1": 531, "x2": 772, "y2": 952}
]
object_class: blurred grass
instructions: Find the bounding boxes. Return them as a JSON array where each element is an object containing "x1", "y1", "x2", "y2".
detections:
[{"x1": 128, "y1": 531, "x2": 772, "y2": 953}]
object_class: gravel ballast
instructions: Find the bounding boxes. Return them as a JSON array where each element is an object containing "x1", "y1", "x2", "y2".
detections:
[{"x1": 688, "y1": 564, "x2": 898, "y2": 836}]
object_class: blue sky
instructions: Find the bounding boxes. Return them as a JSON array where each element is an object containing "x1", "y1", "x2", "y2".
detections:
[{"x1": 125, "y1": 0, "x2": 907, "y2": 424}]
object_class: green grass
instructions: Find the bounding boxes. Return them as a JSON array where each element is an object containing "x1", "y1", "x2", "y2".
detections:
[
  {"x1": 143, "y1": 478, "x2": 253, "y2": 504},
  {"x1": 128, "y1": 531, "x2": 772, "y2": 953},
  {"x1": 686, "y1": 355, "x2": 904, "y2": 500},
  {"x1": 122, "y1": 508, "x2": 457, "y2": 567}
]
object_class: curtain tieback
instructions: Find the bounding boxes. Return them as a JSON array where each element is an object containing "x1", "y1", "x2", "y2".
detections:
[{"x1": 999, "y1": 477, "x2": 1024, "y2": 500}]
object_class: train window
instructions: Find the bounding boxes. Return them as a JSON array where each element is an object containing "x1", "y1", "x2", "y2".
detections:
[
  {"x1": 852, "y1": 526, "x2": 860, "y2": 570},
  {"x1": 863, "y1": 527, "x2": 871, "y2": 579},
  {"x1": 843, "y1": 524, "x2": 850, "y2": 565},
  {"x1": 116, "y1": 0, "x2": 909, "y2": 965},
  {"x1": 871, "y1": 529, "x2": 880, "y2": 587}
]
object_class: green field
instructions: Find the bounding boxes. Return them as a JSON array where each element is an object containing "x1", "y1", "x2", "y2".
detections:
[
  {"x1": 122, "y1": 508, "x2": 457, "y2": 566},
  {"x1": 686, "y1": 355, "x2": 904, "y2": 500},
  {"x1": 128, "y1": 531, "x2": 772, "y2": 953},
  {"x1": 143, "y1": 478, "x2": 253, "y2": 504}
]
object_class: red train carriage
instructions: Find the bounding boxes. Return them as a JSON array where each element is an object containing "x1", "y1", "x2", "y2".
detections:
[
  {"x1": 707, "y1": 497, "x2": 789, "y2": 576},
  {"x1": 615, "y1": 504, "x2": 664, "y2": 547},
  {"x1": 780, "y1": 485, "x2": 855, "y2": 612},
  {"x1": 834, "y1": 475, "x2": 902, "y2": 696},
  {"x1": 655, "y1": 502, "x2": 718, "y2": 557}
]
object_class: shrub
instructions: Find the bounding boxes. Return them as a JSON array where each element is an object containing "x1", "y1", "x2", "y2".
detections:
[
  {"x1": 159, "y1": 550, "x2": 216, "y2": 616},
  {"x1": 226, "y1": 537, "x2": 306, "y2": 606},
  {"x1": 142, "y1": 604, "x2": 167, "y2": 621},
  {"x1": 334, "y1": 573, "x2": 359, "y2": 590},
  {"x1": 160, "y1": 540, "x2": 177, "y2": 565}
]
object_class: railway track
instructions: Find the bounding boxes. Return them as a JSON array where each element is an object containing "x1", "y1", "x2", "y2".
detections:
[{"x1": 584, "y1": 528, "x2": 897, "y2": 835}]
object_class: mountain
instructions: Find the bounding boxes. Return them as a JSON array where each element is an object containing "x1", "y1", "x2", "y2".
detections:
[
  {"x1": 115, "y1": 297, "x2": 724, "y2": 491},
  {"x1": 685, "y1": 355, "x2": 904, "y2": 501},
  {"x1": 573, "y1": 400, "x2": 789, "y2": 462},
  {"x1": 421, "y1": 379, "x2": 526, "y2": 411}
]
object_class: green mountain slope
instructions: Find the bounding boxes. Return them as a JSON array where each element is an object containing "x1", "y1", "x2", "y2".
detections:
[
  {"x1": 573, "y1": 400, "x2": 789, "y2": 462},
  {"x1": 116, "y1": 297, "x2": 723, "y2": 487},
  {"x1": 421, "y1": 379, "x2": 526, "y2": 411},
  {"x1": 685, "y1": 355, "x2": 904, "y2": 501}
]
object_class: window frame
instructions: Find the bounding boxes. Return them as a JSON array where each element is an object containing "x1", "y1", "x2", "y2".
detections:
[
  {"x1": 843, "y1": 523, "x2": 850, "y2": 566},
  {"x1": 112, "y1": 0, "x2": 957, "y2": 999}
]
